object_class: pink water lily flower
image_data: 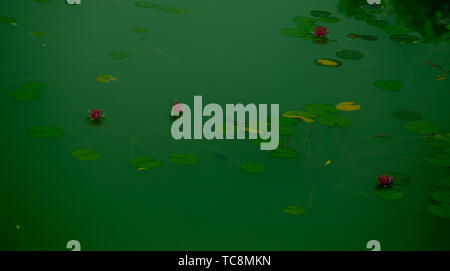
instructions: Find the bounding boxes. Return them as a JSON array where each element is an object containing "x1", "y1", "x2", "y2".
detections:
[
  {"x1": 86, "y1": 108, "x2": 105, "y2": 126},
  {"x1": 313, "y1": 26, "x2": 328, "y2": 38},
  {"x1": 171, "y1": 101, "x2": 183, "y2": 114},
  {"x1": 89, "y1": 108, "x2": 102, "y2": 120},
  {"x1": 377, "y1": 174, "x2": 394, "y2": 187}
]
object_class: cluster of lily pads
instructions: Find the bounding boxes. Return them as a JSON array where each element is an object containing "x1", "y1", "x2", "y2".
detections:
[{"x1": 428, "y1": 177, "x2": 450, "y2": 219}]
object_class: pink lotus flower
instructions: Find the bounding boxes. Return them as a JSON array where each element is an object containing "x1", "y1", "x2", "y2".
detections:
[
  {"x1": 377, "y1": 174, "x2": 394, "y2": 187},
  {"x1": 171, "y1": 101, "x2": 183, "y2": 114},
  {"x1": 313, "y1": 26, "x2": 328, "y2": 38},
  {"x1": 89, "y1": 108, "x2": 102, "y2": 120}
]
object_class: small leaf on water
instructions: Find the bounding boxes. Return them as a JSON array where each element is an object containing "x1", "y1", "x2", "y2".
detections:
[
  {"x1": 169, "y1": 154, "x2": 198, "y2": 165},
  {"x1": 405, "y1": 120, "x2": 439, "y2": 134},
  {"x1": 315, "y1": 59, "x2": 341, "y2": 67},
  {"x1": 336, "y1": 102, "x2": 361, "y2": 111},
  {"x1": 284, "y1": 206, "x2": 307, "y2": 215},
  {"x1": 72, "y1": 149, "x2": 100, "y2": 161},
  {"x1": 240, "y1": 162, "x2": 267, "y2": 174},
  {"x1": 96, "y1": 74, "x2": 117, "y2": 83},
  {"x1": 130, "y1": 157, "x2": 162, "y2": 169},
  {"x1": 324, "y1": 160, "x2": 332, "y2": 166}
]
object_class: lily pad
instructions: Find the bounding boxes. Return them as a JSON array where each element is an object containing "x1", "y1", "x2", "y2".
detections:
[
  {"x1": 20, "y1": 81, "x2": 47, "y2": 92},
  {"x1": 30, "y1": 31, "x2": 46, "y2": 37},
  {"x1": 240, "y1": 162, "x2": 267, "y2": 174},
  {"x1": 315, "y1": 59, "x2": 341, "y2": 67},
  {"x1": 336, "y1": 49, "x2": 364, "y2": 60},
  {"x1": 390, "y1": 34, "x2": 420, "y2": 44},
  {"x1": 28, "y1": 126, "x2": 63, "y2": 138},
  {"x1": 310, "y1": 10, "x2": 332, "y2": 18},
  {"x1": 284, "y1": 206, "x2": 307, "y2": 215},
  {"x1": 130, "y1": 26, "x2": 148, "y2": 33},
  {"x1": 439, "y1": 18, "x2": 450, "y2": 25},
  {"x1": 281, "y1": 28, "x2": 317, "y2": 40},
  {"x1": 169, "y1": 154, "x2": 198, "y2": 165},
  {"x1": 425, "y1": 154, "x2": 450, "y2": 168},
  {"x1": 305, "y1": 104, "x2": 338, "y2": 116},
  {"x1": 336, "y1": 102, "x2": 360, "y2": 111},
  {"x1": 96, "y1": 74, "x2": 117, "y2": 83},
  {"x1": 375, "y1": 187, "x2": 404, "y2": 200},
  {"x1": 72, "y1": 149, "x2": 100, "y2": 161},
  {"x1": 8, "y1": 89, "x2": 40, "y2": 101},
  {"x1": 130, "y1": 156, "x2": 162, "y2": 169},
  {"x1": 319, "y1": 16, "x2": 340, "y2": 23},
  {"x1": 109, "y1": 51, "x2": 133, "y2": 60},
  {"x1": 430, "y1": 190, "x2": 450, "y2": 205},
  {"x1": 427, "y1": 134, "x2": 450, "y2": 148},
  {"x1": 268, "y1": 147, "x2": 298, "y2": 159},
  {"x1": 374, "y1": 79, "x2": 403, "y2": 91},
  {"x1": 292, "y1": 16, "x2": 317, "y2": 24},
  {"x1": 318, "y1": 114, "x2": 351, "y2": 127},
  {"x1": 392, "y1": 110, "x2": 422, "y2": 121},
  {"x1": 427, "y1": 204, "x2": 450, "y2": 219},
  {"x1": 367, "y1": 19, "x2": 390, "y2": 28},
  {"x1": 0, "y1": 16, "x2": 16, "y2": 24},
  {"x1": 405, "y1": 120, "x2": 439, "y2": 134},
  {"x1": 279, "y1": 127, "x2": 296, "y2": 136}
]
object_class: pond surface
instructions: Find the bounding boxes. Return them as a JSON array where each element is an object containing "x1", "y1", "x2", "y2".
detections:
[{"x1": 0, "y1": 0, "x2": 449, "y2": 250}]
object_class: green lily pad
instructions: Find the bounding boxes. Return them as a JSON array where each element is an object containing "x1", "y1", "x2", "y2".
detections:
[
  {"x1": 305, "y1": 104, "x2": 338, "y2": 116},
  {"x1": 427, "y1": 134, "x2": 450, "y2": 149},
  {"x1": 8, "y1": 89, "x2": 40, "y2": 101},
  {"x1": 375, "y1": 187, "x2": 404, "y2": 200},
  {"x1": 130, "y1": 26, "x2": 148, "y2": 33},
  {"x1": 427, "y1": 204, "x2": 450, "y2": 219},
  {"x1": 72, "y1": 149, "x2": 100, "y2": 161},
  {"x1": 240, "y1": 162, "x2": 267, "y2": 174},
  {"x1": 425, "y1": 154, "x2": 450, "y2": 168},
  {"x1": 405, "y1": 121, "x2": 439, "y2": 134},
  {"x1": 284, "y1": 206, "x2": 307, "y2": 215},
  {"x1": 430, "y1": 190, "x2": 450, "y2": 205},
  {"x1": 20, "y1": 81, "x2": 48, "y2": 92},
  {"x1": 318, "y1": 114, "x2": 352, "y2": 127},
  {"x1": 30, "y1": 31, "x2": 46, "y2": 37},
  {"x1": 130, "y1": 156, "x2": 162, "y2": 169},
  {"x1": 0, "y1": 16, "x2": 16, "y2": 24},
  {"x1": 28, "y1": 126, "x2": 63, "y2": 138},
  {"x1": 292, "y1": 16, "x2": 317, "y2": 24},
  {"x1": 353, "y1": 13, "x2": 375, "y2": 21},
  {"x1": 109, "y1": 51, "x2": 133, "y2": 60},
  {"x1": 279, "y1": 127, "x2": 296, "y2": 136},
  {"x1": 268, "y1": 147, "x2": 298, "y2": 159},
  {"x1": 319, "y1": 16, "x2": 340, "y2": 23},
  {"x1": 135, "y1": 1, "x2": 189, "y2": 14},
  {"x1": 381, "y1": 25, "x2": 410, "y2": 34},
  {"x1": 169, "y1": 154, "x2": 198, "y2": 165},
  {"x1": 374, "y1": 80, "x2": 403, "y2": 91},
  {"x1": 367, "y1": 19, "x2": 390, "y2": 28},
  {"x1": 336, "y1": 49, "x2": 364, "y2": 60},
  {"x1": 281, "y1": 28, "x2": 317, "y2": 40},
  {"x1": 383, "y1": 172, "x2": 412, "y2": 185},
  {"x1": 310, "y1": 10, "x2": 332, "y2": 18},
  {"x1": 392, "y1": 110, "x2": 422, "y2": 121},
  {"x1": 390, "y1": 34, "x2": 420, "y2": 44}
]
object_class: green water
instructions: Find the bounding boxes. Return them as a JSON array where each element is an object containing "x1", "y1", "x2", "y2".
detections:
[{"x1": 1, "y1": 0, "x2": 449, "y2": 250}]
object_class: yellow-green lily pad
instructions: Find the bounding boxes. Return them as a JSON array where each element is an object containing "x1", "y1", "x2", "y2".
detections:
[{"x1": 130, "y1": 157, "x2": 162, "y2": 169}]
